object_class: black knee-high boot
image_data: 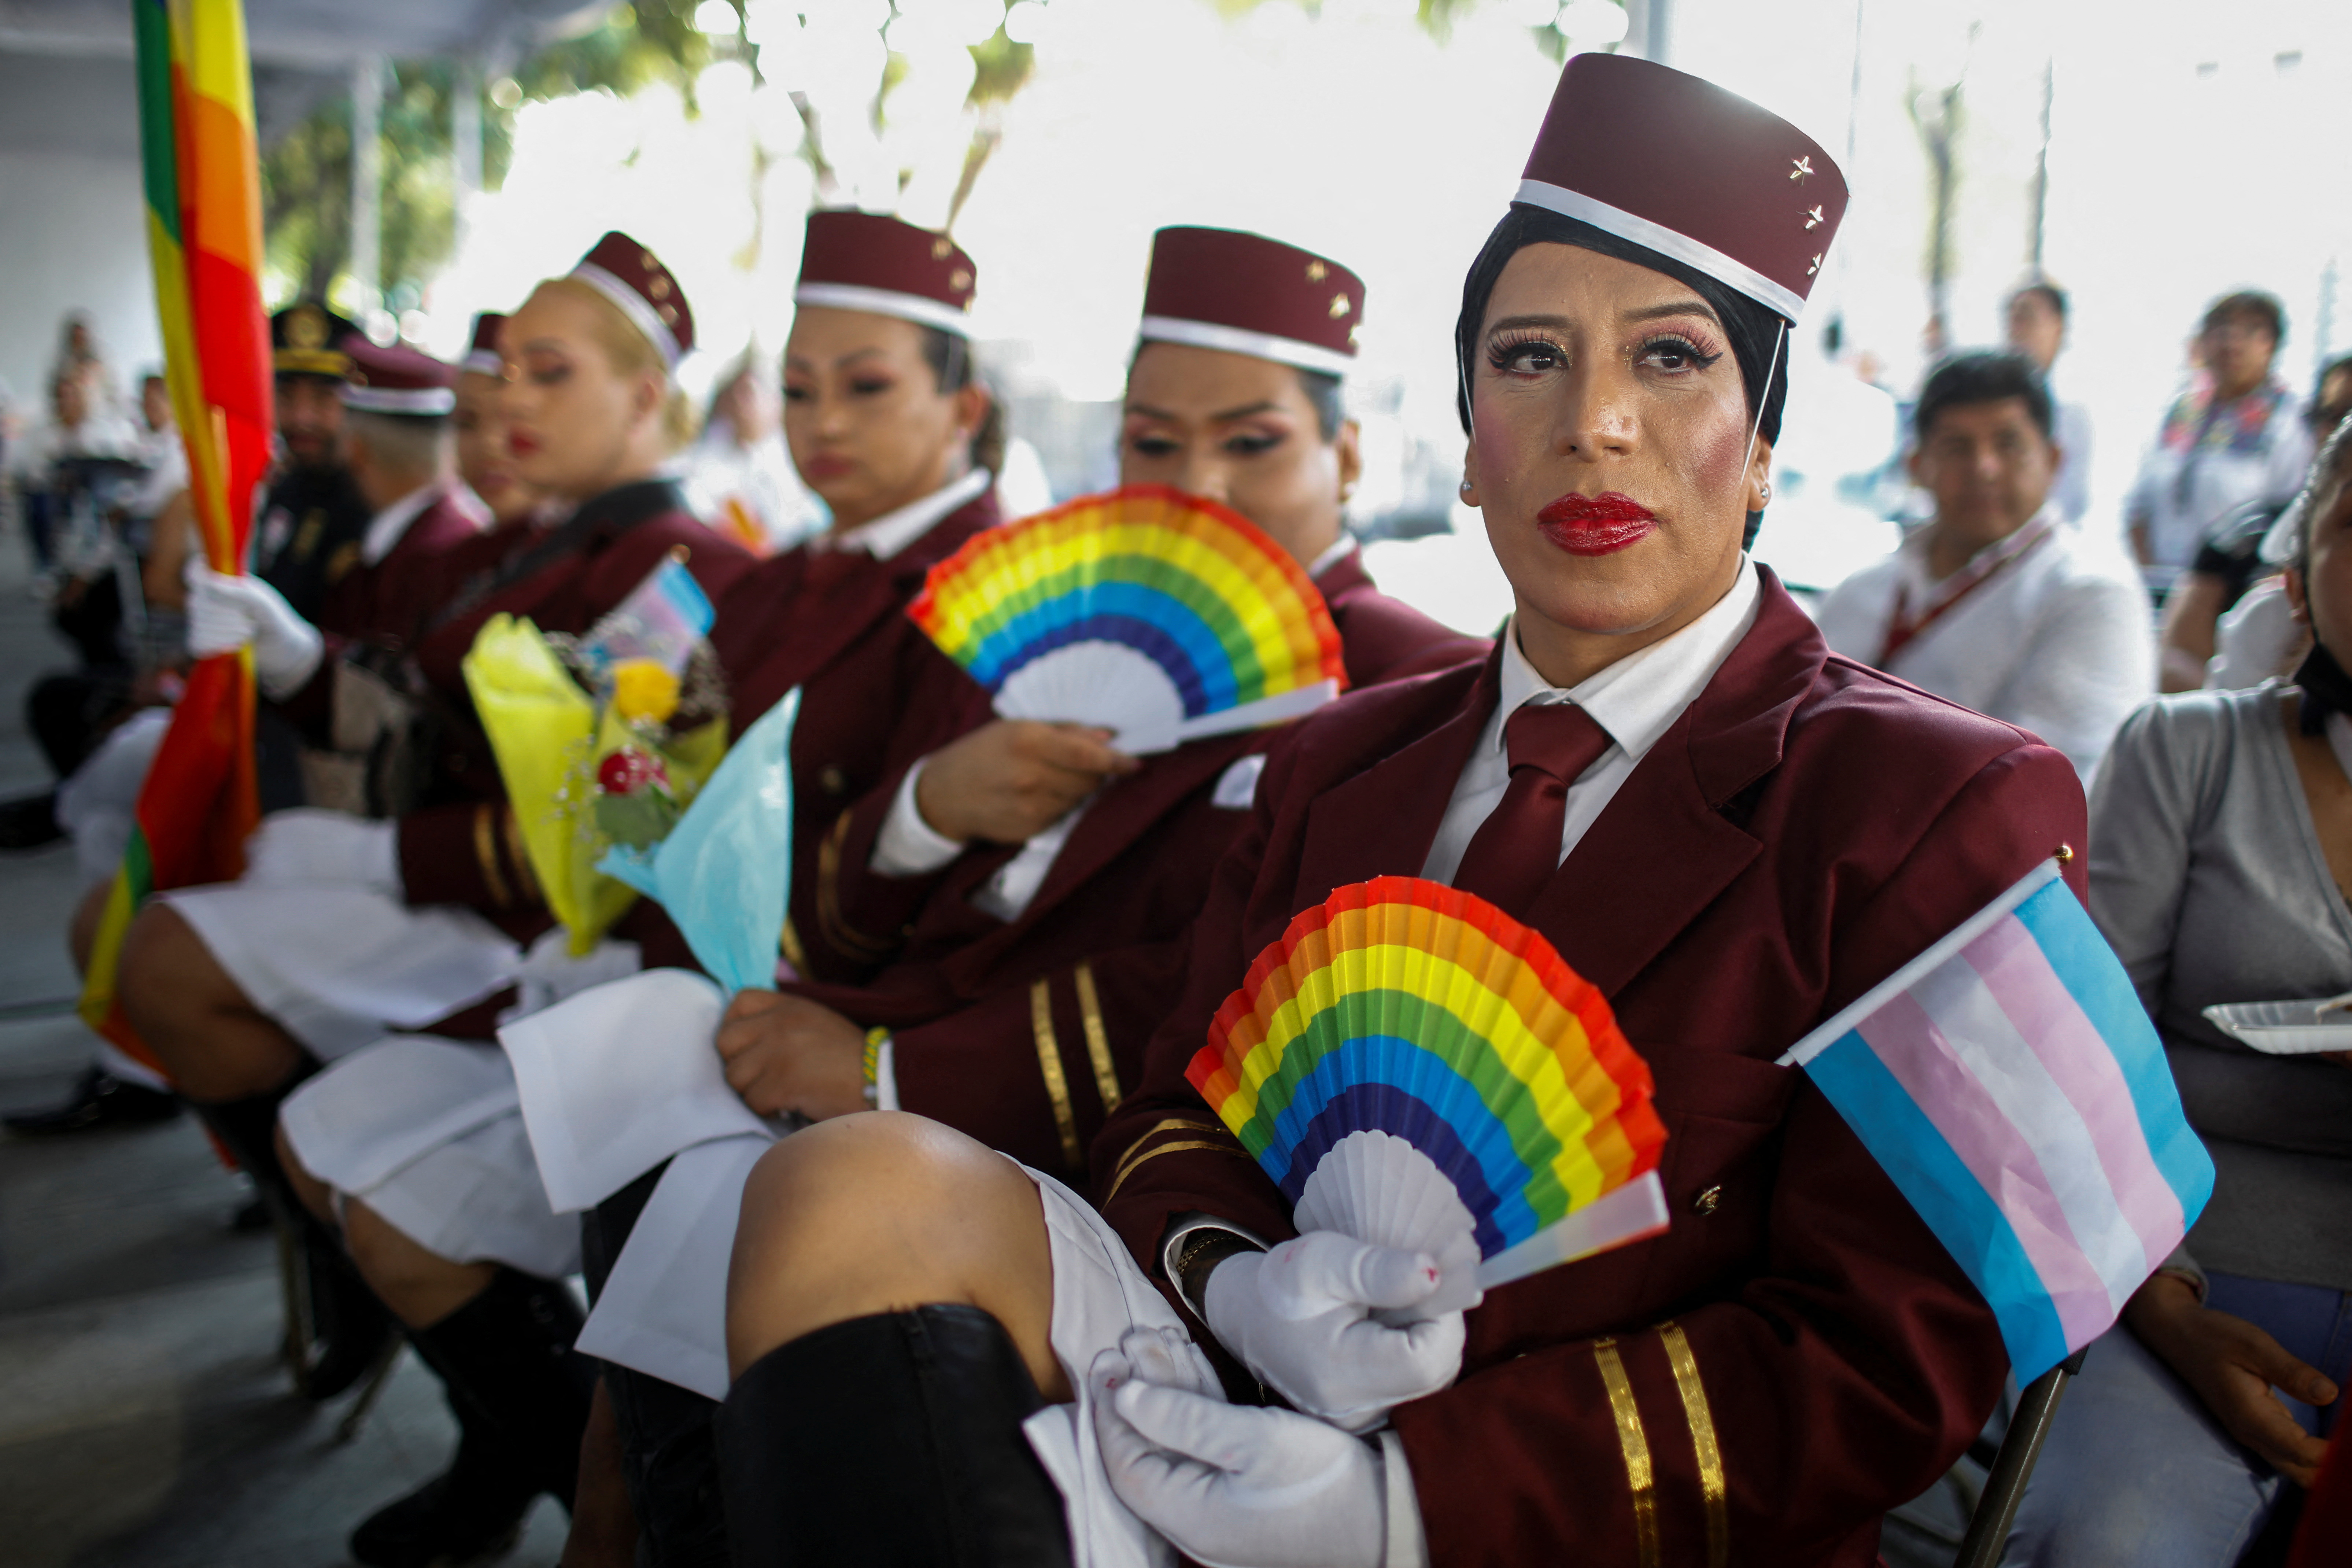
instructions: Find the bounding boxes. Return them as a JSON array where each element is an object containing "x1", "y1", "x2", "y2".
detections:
[
  {"x1": 202, "y1": 1079, "x2": 395, "y2": 1400},
  {"x1": 717, "y1": 1305, "x2": 1073, "y2": 1568},
  {"x1": 352, "y1": 1268, "x2": 598, "y2": 1568}
]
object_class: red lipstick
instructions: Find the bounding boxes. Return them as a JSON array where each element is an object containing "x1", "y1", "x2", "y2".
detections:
[
  {"x1": 1537, "y1": 492, "x2": 1657, "y2": 556},
  {"x1": 799, "y1": 453, "x2": 853, "y2": 482},
  {"x1": 508, "y1": 429, "x2": 541, "y2": 458}
]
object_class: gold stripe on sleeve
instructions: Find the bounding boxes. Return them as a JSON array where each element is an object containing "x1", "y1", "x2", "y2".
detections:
[
  {"x1": 1102, "y1": 1141, "x2": 1247, "y2": 1202},
  {"x1": 779, "y1": 915, "x2": 808, "y2": 976},
  {"x1": 1103, "y1": 1117, "x2": 1230, "y2": 1195},
  {"x1": 1658, "y1": 1321, "x2": 1729, "y2": 1568},
  {"x1": 472, "y1": 806, "x2": 512, "y2": 908},
  {"x1": 1072, "y1": 962, "x2": 1121, "y2": 1112},
  {"x1": 1593, "y1": 1337, "x2": 1662, "y2": 1568},
  {"x1": 1029, "y1": 979, "x2": 1084, "y2": 1174},
  {"x1": 816, "y1": 809, "x2": 898, "y2": 962}
]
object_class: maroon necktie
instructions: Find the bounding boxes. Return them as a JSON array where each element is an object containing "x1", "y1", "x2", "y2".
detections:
[{"x1": 1450, "y1": 702, "x2": 1613, "y2": 918}]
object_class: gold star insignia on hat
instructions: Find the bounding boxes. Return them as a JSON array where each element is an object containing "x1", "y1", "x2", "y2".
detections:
[
  {"x1": 289, "y1": 305, "x2": 328, "y2": 349},
  {"x1": 649, "y1": 275, "x2": 672, "y2": 299},
  {"x1": 949, "y1": 268, "x2": 972, "y2": 292},
  {"x1": 1306, "y1": 260, "x2": 1328, "y2": 283},
  {"x1": 1806, "y1": 254, "x2": 1822, "y2": 277},
  {"x1": 657, "y1": 303, "x2": 678, "y2": 324},
  {"x1": 932, "y1": 238, "x2": 954, "y2": 260},
  {"x1": 1790, "y1": 155, "x2": 1814, "y2": 182},
  {"x1": 1804, "y1": 205, "x2": 1824, "y2": 230},
  {"x1": 641, "y1": 248, "x2": 660, "y2": 271},
  {"x1": 1329, "y1": 294, "x2": 1351, "y2": 318}
]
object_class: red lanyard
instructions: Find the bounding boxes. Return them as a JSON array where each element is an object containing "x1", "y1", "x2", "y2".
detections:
[{"x1": 1878, "y1": 519, "x2": 2056, "y2": 668}]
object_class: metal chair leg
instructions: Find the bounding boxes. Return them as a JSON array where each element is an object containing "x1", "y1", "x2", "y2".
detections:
[
  {"x1": 1953, "y1": 1347, "x2": 2090, "y2": 1568},
  {"x1": 335, "y1": 1335, "x2": 406, "y2": 1444}
]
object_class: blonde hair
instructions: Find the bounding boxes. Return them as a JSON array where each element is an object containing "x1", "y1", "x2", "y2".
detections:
[{"x1": 524, "y1": 276, "x2": 701, "y2": 453}]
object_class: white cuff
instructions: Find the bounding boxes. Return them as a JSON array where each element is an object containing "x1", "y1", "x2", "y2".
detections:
[
  {"x1": 874, "y1": 1036, "x2": 900, "y2": 1113},
  {"x1": 871, "y1": 758, "x2": 964, "y2": 878},
  {"x1": 1377, "y1": 1429, "x2": 1430, "y2": 1568}
]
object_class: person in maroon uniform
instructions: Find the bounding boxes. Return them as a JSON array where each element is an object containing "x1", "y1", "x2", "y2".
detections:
[
  {"x1": 451, "y1": 311, "x2": 546, "y2": 534},
  {"x1": 714, "y1": 56, "x2": 2086, "y2": 1568},
  {"x1": 114, "y1": 233, "x2": 750, "y2": 1568}
]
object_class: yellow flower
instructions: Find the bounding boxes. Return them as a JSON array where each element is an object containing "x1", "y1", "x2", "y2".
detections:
[{"x1": 611, "y1": 659, "x2": 681, "y2": 725}]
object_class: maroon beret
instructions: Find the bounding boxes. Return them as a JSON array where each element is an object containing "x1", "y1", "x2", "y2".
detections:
[
  {"x1": 462, "y1": 312, "x2": 507, "y2": 378},
  {"x1": 1138, "y1": 226, "x2": 1363, "y2": 377},
  {"x1": 341, "y1": 338, "x2": 455, "y2": 417},
  {"x1": 795, "y1": 210, "x2": 978, "y2": 337},
  {"x1": 571, "y1": 232, "x2": 694, "y2": 365},
  {"x1": 1515, "y1": 53, "x2": 1846, "y2": 323}
]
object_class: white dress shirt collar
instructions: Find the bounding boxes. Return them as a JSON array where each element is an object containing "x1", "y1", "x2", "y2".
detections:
[
  {"x1": 1306, "y1": 532, "x2": 1359, "y2": 579},
  {"x1": 359, "y1": 479, "x2": 451, "y2": 567},
  {"x1": 816, "y1": 466, "x2": 991, "y2": 561},
  {"x1": 1491, "y1": 554, "x2": 1762, "y2": 766}
]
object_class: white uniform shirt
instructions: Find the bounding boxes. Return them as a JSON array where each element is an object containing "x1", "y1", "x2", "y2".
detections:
[
  {"x1": 2124, "y1": 381, "x2": 2311, "y2": 582},
  {"x1": 1419, "y1": 558, "x2": 1761, "y2": 886},
  {"x1": 1814, "y1": 506, "x2": 2154, "y2": 782}
]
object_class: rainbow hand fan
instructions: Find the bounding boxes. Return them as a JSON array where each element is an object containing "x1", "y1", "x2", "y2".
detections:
[
  {"x1": 908, "y1": 485, "x2": 1347, "y2": 755},
  {"x1": 1188, "y1": 876, "x2": 1671, "y2": 1310}
]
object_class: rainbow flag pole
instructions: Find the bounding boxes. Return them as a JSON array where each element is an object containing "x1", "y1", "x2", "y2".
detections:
[{"x1": 79, "y1": 0, "x2": 273, "y2": 1062}]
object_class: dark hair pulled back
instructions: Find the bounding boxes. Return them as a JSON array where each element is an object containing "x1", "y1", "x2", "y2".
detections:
[{"x1": 919, "y1": 325, "x2": 1007, "y2": 477}]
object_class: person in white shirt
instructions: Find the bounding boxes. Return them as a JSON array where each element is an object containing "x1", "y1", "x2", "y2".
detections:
[
  {"x1": 1816, "y1": 350, "x2": 2154, "y2": 781},
  {"x1": 2005, "y1": 280, "x2": 2094, "y2": 527},
  {"x1": 2124, "y1": 292, "x2": 2313, "y2": 598},
  {"x1": 681, "y1": 351, "x2": 824, "y2": 553}
]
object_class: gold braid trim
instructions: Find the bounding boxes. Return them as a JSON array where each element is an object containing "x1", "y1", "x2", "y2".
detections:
[
  {"x1": 1028, "y1": 979, "x2": 1084, "y2": 1174},
  {"x1": 1658, "y1": 1322, "x2": 1729, "y2": 1568},
  {"x1": 1103, "y1": 1142, "x2": 1245, "y2": 1201},
  {"x1": 1593, "y1": 1337, "x2": 1661, "y2": 1568},
  {"x1": 1103, "y1": 1117, "x2": 1229, "y2": 1194},
  {"x1": 816, "y1": 808, "x2": 898, "y2": 962},
  {"x1": 779, "y1": 915, "x2": 809, "y2": 975},
  {"x1": 472, "y1": 806, "x2": 512, "y2": 908},
  {"x1": 499, "y1": 809, "x2": 540, "y2": 904},
  {"x1": 1072, "y1": 962, "x2": 1121, "y2": 1113}
]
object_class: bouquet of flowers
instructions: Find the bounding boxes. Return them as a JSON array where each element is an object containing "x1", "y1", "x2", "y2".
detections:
[{"x1": 462, "y1": 556, "x2": 730, "y2": 954}]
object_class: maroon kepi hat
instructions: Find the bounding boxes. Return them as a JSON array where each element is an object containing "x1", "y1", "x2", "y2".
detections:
[
  {"x1": 571, "y1": 232, "x2": 695, "y2": 367},
  {"x1": 1513, "y1": 54, "x2": 1846, "y2": 323},
  {"x1": 794, "y1": 211, "x2": 978, "y2": 337},
  {"x1": 461, "y1": 313, "x2": 506, "y2": 378},
  {"x1": 341, "y1": 338, "x2": 456, "y2": 418},
  {"x1": 1138, "y1": 227, "x2": 1363, "y2": 378}
]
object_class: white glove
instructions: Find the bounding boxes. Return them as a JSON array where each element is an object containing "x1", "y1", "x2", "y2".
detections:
[
  {"x1": 241, "y1": 809, "x2": 402, "y2": 898},
  {"x1": 1092, "y1": 1336, "x2": 1388, "y2": 1568},
  {"x1": 185, "y1": 564, "x2": 324, "y2": 700},
  {"x1": 1204, "y1": 1231, "x2": 1465, "y2": 1433}
]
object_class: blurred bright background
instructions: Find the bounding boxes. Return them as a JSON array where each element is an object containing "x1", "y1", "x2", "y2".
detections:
[{"x1": 5, "y1": 0, "x2": 2346, "y2": 631}]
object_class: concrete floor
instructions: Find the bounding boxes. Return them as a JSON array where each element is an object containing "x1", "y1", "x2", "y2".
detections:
[{"x1": 0, "y1": 530, "x2": 566, "y2": 1567}]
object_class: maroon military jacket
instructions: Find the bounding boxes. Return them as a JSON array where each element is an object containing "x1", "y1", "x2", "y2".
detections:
[
  {"x1": 784, "y1": 555, "x2": 1488, "y2": 1174},
  {"x1": 1093, "y1": 572, "x2": 2089, "y2": 1566},
  {"x1": 275, "y1": 484, "x2": 484, "y2": 727},
  {"x1": 393, "y1": 479, "x2": 754, "y2": 940}
]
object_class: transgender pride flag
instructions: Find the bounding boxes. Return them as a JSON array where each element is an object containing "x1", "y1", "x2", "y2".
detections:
[{"x1": 1779, "y1": 859, "x2": 2213, "y2": 1382}]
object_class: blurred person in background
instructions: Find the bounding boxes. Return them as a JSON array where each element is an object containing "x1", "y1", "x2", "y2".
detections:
[
  {"x1": 451, "y1": 311, "x2": 544, "y2": 532},
  {"x1": 251, "y1": 303, "x2": 373, "y2": 624},
  {"x1": 116, "y1": 234, "x2": 751, "y2": 1568},
  {"x1": 1817, "y1": 351, "x2": 2152, "y2": 781},
  {"x1": 7, "y1": 364, "x2": 139, "y2": 577},
  {"x1": 682, "y1": 348, "x2": 822, "y2": 553},
  {"x1": 2004, "y1": 413, "x2": 2352, "y2": 1568},
  {"x1": 2126, "y1": 291, "x2": 2312, "y2": 600},
  {"x1": 2161, "y1": 357, "x2": 2352, "y2": 691},
  {"x1": 2005, "y1": 279, "x2": 2094, "y2": 526}
]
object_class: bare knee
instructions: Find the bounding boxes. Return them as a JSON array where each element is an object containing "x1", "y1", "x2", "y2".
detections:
[
  {"x1": 117, "y1": 903, "x2": 300, "y2": 1099},
  {"x1": 117, "y1": 905, "x2": 220, "y2": 1040},
  {"x1": 726, "y1": 1112, "x2": 1060, "y2": 1395},
  {"x1": 275, "y1": 1122, "x2": 339, "y2": 1230},
  {"x1": 344, "y1": 1200, "x2": 495, "y2": 1330}
]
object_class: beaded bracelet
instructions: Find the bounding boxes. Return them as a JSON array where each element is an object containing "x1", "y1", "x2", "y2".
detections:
[{"x1": 861, "y1": 1026, "x2": 890, "y2": 1110}]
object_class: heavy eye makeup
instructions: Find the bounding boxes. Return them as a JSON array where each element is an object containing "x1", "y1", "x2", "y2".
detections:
[{"x1": 522, "y1": 350, "x2": 572, "y2": 388}]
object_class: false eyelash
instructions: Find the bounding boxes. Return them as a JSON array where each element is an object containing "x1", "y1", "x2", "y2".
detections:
[
  {"x1": 1485, "y1": 330, "x2": 1565, "y2": 371},
  {"x1": 1636, "y1": 333, "x2": 1724, "y2": 370}
]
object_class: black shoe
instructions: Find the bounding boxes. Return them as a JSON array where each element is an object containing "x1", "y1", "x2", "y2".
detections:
[
  {"x1": 0, "y1": 791, "x2": 62, "y2": 851},
  {"x1": 718, "y1": 1305, "x2": 1073, "y2": 1567},
  {"x1": 403, "y1": 1269, "x2": 597, "y2": 1506},
  {"x1": 201, "y1": 1081, "x2": 398, "y2": 1401},
  {"x1": 3, "y1": 1066, "x2": 181, "y2": 1135},
  {"x1": 350, "y1": 1424, "x2": 537, "y2": 1568}
]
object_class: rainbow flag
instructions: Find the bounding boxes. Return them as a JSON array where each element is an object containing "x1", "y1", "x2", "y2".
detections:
[
  {"x1": 78, "y1": 0, "x2": 271, "y2": 1060},
  {"x1": 1778, "y1": 859, "x2": 2215, "y2": 1381}
]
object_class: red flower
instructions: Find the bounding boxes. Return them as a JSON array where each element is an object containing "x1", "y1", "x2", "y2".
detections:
[{"x1": 597, "y1": 747, "x2": 669, "y2": 797}]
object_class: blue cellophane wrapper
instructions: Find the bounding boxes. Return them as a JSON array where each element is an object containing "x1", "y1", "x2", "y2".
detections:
[{"x1": 599, "y1": 688, "x2": 799, "y2": 992}]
